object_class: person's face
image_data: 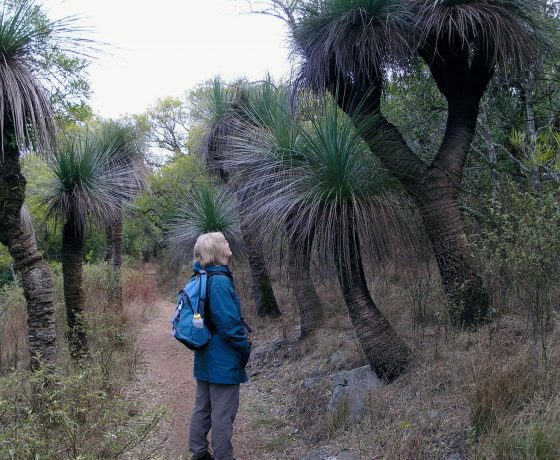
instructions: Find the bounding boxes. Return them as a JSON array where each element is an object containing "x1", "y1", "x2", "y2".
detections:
[{"x1": 220, "y1": 236, "x2": 232, "y2": 263}]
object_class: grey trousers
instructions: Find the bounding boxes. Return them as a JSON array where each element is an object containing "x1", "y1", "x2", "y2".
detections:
[{"x1": 189, "y1": 380, "x2": 240, "y2": 460}]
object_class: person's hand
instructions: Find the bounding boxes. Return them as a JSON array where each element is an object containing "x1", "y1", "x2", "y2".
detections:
[{"x1": 240, "y1": 344, "x2": 251, "y2": 368}]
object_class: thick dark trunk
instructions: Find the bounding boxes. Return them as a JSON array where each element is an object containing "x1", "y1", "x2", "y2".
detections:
[
  {"x1": 0, "y1": 141, "x2": 58, "y2": 370},
  {"x1": 61, "y1": 219, "x2": 88, "y2": 359},
  {"x1": 417, "y1": 171, "x2": 489, "y2": 326},
  {"x1": 336, "y1": 225, "x2": 411, "y2": 381},
  {"x1": 238, "y1": 203, "x2": 281, "y2": 318},
  {"x1": 104, "y1": 224, "x2": 113, "y2": 262},
  {"x1": 328, "y1": 56, "x2": 492, "y2": 327},
  {"x1": 287, "y1": 234, "x2": 323, "y2": 339},
  {"x1": 110, "y1": 216, "x2": 123, "y2": 310}
]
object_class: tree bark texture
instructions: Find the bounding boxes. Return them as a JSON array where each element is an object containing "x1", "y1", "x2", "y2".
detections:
[
  {"x1": 61, "y1": 219, "x2": 88, "y2": 359},
  {"x1": 238, "y1": 202, "x2": 281, "y2": 317},
  {"x1": 110, "y1": 216, "x2": 123, "y2": 310},
  {"x1": 336, "y1": 224, "x2": 411, "y2": 381},
  {"x1": 104, "y1": 224, "x2": 114, "y2": 262},
  {"x1": 287, "y1": 234, "x2": 323, "y2": 339},
  {"x1": 328, "y1": 45, "x2": 492, "y2": 326},
  {"x1": 0, "y1": 143, "x2": 58, "y2": 370},
  {"x1": 416, "y1": 170, "x2": 489, "y2": 326}
]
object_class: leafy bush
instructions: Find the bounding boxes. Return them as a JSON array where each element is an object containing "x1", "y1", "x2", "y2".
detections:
[
  {"x1": 0, "y1": 366, "x2": 166, "y2": 459},
  {"x1": 472, "y1": 183, "x2": 560, "y2": 358}
]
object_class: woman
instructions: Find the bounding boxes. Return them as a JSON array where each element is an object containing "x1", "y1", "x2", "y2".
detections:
[{"x1": 189, "y1": 232, "x2": 251, "y2": 460}]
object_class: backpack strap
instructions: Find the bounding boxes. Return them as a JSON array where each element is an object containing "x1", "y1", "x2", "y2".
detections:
[{"x1": 197, "y1": 270, "x2": 208, "y2": 315}]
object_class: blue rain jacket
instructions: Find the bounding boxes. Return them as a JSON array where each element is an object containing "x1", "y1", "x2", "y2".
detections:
[{"x1": 193, "y1": 262, "x2": 251, "y2": 384}]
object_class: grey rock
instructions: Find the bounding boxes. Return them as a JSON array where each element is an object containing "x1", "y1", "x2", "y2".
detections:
[{"x1": 328, "y1": 365, "x2": 381, "y2": 422}]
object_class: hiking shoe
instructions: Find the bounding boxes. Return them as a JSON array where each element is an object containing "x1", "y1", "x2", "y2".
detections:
[{"x1": 191, "y1": 452, "x2": 214, "y2": 460}]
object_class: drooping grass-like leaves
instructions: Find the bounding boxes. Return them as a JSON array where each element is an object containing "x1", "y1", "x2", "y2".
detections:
[
  {"x1": 43, "y1": 130, "x2": 144, "y2": 233},
  {"x1": 0, "y1": 0, "x2": 91, "y2": 152},
  {"x1": 413, "y1": 0, "x2": 547, "y2": 74},
  {"x1": 167, "y1": 182, "x2": 241, "y2": 263},
  {"x1": 291, "y1": 0, "x2": 413, "y2": 89},
  {"x1": 227, "y1": 94, "x2": 414, "y2": 272}
]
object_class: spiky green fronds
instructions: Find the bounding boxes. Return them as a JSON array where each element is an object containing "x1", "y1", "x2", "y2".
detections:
[
  {"x1": 43, "y1": 130, "x2": 143, "y2": 232},
  {"x1": 414, "y1": 0, "x2": 546, "y2": 73},
  {"x1": 292, "y1": 0, "x2": 413, "y2": 89},
  {"x1": 95, "y1": 119, "x2": 147, "y2": 162},
  {"x1": 227, "y1": 95, "x2": 413, "y2": 268},
  {"x1": 0, "y1": 1, "x2": 89, "y2": 152},
  {"x1": 166, "y1": 182, "x2": 240, "y2": 262}
]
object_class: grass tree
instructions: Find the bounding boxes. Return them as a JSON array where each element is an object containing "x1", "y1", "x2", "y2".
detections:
[
  {"x1": 229, "y1": 98, "x2": 413, "y2": 380},
  {"x1": 288, "y1": 0, "x2": 548, "y2": 326},
  {"x1": 97, "y1": 120, "x2": 147, "y2": 309},
  {"x1": 196, "y1": 78, "x2": 281, "y2": 318},
  {"x1": 43, "y1": 131, "x2": 140, "y2": 359},
  {"x1": 236, "y1": 78, "x2": 325, "y2": 338},
  {"x1": 0, "y1": 1, "x2": 85, "y2": 369},
  {"x1": 167, "y1": 182, "x2": 241, "y2": 262}
]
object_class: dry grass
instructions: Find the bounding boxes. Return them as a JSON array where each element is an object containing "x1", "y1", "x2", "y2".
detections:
[{"x1": 234, "y1": 259, "x2": 560, "y2": 460}]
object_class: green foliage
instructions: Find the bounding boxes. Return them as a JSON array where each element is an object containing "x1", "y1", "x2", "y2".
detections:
[
  {"x1": 41, "y1": 127, "x2": 144, "y2": 235},
  {"x1": 0, "y1": 366, "x2": 166, "y2": 459},
  {"x1": 125, "y1": 154, "x2": 209, "y2": 261},
  {"x1": 0, "y1": 245, "x2": 13, "y2": 286},
  {"x1": 229, "y1": 91, "x2": 408, "y2": 266},
  {"x1": 471, "y1": 183, "x2": 560, "y2": 357},
  {"x1": 167, "y1": 182, "x2": 240, "y2": 262},
  {"x1": 0, "y1": 0, "x2": 91, "y2": 150}
]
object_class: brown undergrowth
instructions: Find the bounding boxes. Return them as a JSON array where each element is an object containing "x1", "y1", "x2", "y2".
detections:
[
  {"x1": 0, "y1": 262, "x2": 166, "y2": 459},
  {"x1": 236, "y1": 261, "x2": 560, "y2": 460}
]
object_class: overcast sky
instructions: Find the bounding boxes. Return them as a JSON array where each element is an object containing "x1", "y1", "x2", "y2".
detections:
[{"x1": 43, "y1": 0, "x2": 292, "y2": 119}]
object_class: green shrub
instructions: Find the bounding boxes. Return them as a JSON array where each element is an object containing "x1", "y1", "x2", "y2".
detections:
[
  {"x1": 472, "y1": 183, "x2": 560, "y2": 358},
  {"x1": 0, "y1": 366, "x2": 166, "y2": 459}
]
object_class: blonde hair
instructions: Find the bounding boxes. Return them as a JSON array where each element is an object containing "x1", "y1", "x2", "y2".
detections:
[{"x1": 194, "y1": 232, "x2": 227, "y2": 267}]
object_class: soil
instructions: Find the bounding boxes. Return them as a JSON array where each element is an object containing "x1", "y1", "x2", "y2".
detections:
[{"x1": 125, "y1": 299, "x2": 254, "y2": 460}]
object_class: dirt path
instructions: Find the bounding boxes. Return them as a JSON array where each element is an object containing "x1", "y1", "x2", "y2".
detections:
[{"x1": 129, "y1": 299, "x2": 254, "y2": 460}]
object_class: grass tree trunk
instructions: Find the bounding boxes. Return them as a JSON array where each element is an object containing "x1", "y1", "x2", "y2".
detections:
[
  {"x1": 61, "y1": 218, "x2": 88, "y2": 359},
  {"x1": 336, "y1": 223, "x2": 411, "y2": 381},
  {"x1": 104, "y1": 223, "x2": 114, "y2": 262},
  {"x1": 0, "y1": 144, "x2": 58, "y2": 370},
  {"x1": 330, "y1": 63, "x2": 491, "y2": 327},
  {"x1": 238, "y1": 204, "x2": 281, "y2": 317},
  {"x1": 110, "y1": 216, "x2": 124, "y2": 310},
  {"x1": 287, "y1": 233, "x2": 323, "y2": 339}
]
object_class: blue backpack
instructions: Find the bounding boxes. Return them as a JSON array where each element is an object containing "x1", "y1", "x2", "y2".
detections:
[{"x1": 171, "y1": 270, "x2": 215, "y2": 350}]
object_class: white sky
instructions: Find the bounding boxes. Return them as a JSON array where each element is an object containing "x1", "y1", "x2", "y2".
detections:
[{"x1": 43, "y1": 0, "x2": 293, "y2": 119}]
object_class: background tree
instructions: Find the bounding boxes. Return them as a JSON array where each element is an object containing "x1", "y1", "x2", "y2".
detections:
[
  {"x1": 0, "y1": 1, "x2": 87, "y2": 369},
  {"x1": 42, "y1": 130, "x2": 140, "y2": 359},
  {"x1": 194, "y1": 78, "x2": 281, "y2": 318},
  {"x1": 167, "y1": 182, "x2": 241, "y2": 261},
  {"x1": 96, "y1": 120, "x2": 147, "y2": 309},
  {"x1": 234, "y1": 78, "x2": 325, "y2": 338},
  {"x1": 229, "y1": 97, "x2": 414, "y2": 380},
  {"x1": 286, "y1": 0, "x2": 550, "y2": 326}
]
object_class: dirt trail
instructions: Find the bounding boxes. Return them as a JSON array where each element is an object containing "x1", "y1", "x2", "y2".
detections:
[{"x1": 130, "y1": 298, "x2": 254, "y2": 460}]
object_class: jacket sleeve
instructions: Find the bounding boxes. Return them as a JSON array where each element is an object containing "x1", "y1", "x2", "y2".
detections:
[{"x1": 209, "y1": 278, "x2": 250, "y2": 352}]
